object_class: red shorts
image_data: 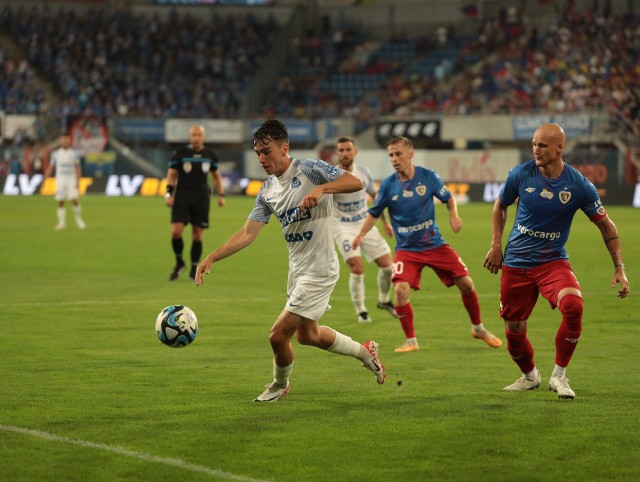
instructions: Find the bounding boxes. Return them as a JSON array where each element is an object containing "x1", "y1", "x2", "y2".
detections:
[
  {"x1": 392, "y1": 245, "x2": 470, "y2": 291},
  {"x1": 500, "y1": 259, "x2": 581, "y2": 321}
]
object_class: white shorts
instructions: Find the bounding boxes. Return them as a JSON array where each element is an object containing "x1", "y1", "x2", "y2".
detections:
[
  {"x1": 55, "y1": 177, "x2": 79, "y2": 202},
  {"x1": 334, "y1": 222, "x2": 391, "y2": 263},
  {"x1": 285, "y1": 269, "x2": 339, "y2": 321}
]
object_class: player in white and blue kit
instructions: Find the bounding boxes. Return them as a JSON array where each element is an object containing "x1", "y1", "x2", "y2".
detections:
[
  {"x1": 353, "y1": 136, "x2": 502, "y2": 353},
  {"x1": 195, "y1": 120, "x2": 386, "y2": 402},
  {"x1": 484, "y1": 123, "x2": 630, "y2": 399},
  {"x1": 44, "y1": 133, "x2": 86, "y2": 230},
  {"x1": 333, "y1": 136, "x2": 396, "y2": 323}
]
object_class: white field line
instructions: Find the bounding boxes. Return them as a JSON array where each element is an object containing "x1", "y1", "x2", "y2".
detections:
[{"x1": 0, "y1": 424, "x2": 271, "y2": 482}]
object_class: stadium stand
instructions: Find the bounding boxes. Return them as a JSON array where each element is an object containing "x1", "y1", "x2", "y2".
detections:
[
  {"x1": 0, "y1": 1, "x2": 638, "y2": 139},
  {"x1": 1, "y1": 4, "x2": 277, "y2": 119}
]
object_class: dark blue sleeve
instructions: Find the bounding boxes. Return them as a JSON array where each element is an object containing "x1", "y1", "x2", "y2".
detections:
[
  {"x1": 432, "y1": 171, "x2": 452, "y2": 203},
  {"x1": 368, "y1": 178, "x2": 389, "y2": 218},
  {"x1": 499, "y1": 165, "x2": 520, "y2": 206},
  {"x1": 580, "y1": 177, "x2": 606, "y2": 220}
]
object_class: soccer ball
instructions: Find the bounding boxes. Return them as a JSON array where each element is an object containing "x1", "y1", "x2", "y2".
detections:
[{"x1": 155, "y1": 305, "x2": 198, "y2": 348}]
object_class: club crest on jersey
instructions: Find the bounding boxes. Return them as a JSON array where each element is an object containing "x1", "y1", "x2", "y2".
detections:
[
  {"x1": 416, "y1": 185, "x2": 426, "y2": 196},
  {"x1": 559, "y1": 191, "x2": 571, "y2": 204},
  {"x1": 525, "y1": 187, "x2": 536, "y2": 193},
  {"x1": 183, "y1": 162, "x2": 192, "y2": 173},
  {"x1": 202, "y1": 162, "x2": 211, "y2": 173},
  {"x1": 291, "y1": 177, "x2": 301, "y2": 188},
  {"x1": 540, "y1": 189, "x2": 554, "y2": 200},
  {"x1": 402, "y1": 190, "x2": 414, "y2": 197}
]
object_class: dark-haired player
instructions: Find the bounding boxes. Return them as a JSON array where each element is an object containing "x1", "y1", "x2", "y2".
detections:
[
  {"x1": 195, "y1": 119, "x2": 385, "y2": 402},
  {"x1": 44, "y1": 134, "x2": 86, "y2": 230},
  {"x1": 332, "y1": 136, "x2": 396, "y2": 323}
]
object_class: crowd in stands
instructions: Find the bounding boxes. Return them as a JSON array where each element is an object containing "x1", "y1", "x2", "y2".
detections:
[
  {"x1": 261, "y1": 3, "x2": 639, "y2": 137},
  {"x1": 0, "y1": 49, "x2": 47, "y2": 115},
  {"x1": 263, "y1": 15, "x2": 369, "y2": 120},
  {"x1": 1, "y1": 2, "x2": 639, "y2": 138},
  {"x1": 415, "y1": 7, "x2": 640, "y2": 122},
  {"x1": 1, "y1": 5, "x2": 276, "y2": 119},
  {"x1": 260, "y1": 8, "x2": 531, "y2": 131}
]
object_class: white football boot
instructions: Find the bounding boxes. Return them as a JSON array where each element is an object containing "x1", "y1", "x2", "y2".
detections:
[{"x1": 503, "y1": 368, "x2": 541, "y2": 391}]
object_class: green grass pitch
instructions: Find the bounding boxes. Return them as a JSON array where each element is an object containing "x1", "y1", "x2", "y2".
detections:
[{"x1": 0, "y1": 195, "x2": 638, "y2": 481}]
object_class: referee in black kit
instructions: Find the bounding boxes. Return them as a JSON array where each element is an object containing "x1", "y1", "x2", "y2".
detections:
[{"x1": 165, "y1": 124, "x2": 225, "y2": 281}]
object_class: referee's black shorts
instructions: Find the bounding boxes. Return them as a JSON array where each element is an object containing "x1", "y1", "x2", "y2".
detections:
[{"x1": 171, "y1": 190, "x2": 210, "y2": 228}]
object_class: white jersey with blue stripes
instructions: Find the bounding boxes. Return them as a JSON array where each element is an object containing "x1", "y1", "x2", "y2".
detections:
[
  {"x1": 332, "y1": 163, "x2": 376, "y2": 225},
  {"x1": 50, "y1": 147, "x2": 81, "y2": 180},
  {"x1": 249, "y1": 158, "x2": 344, "y2": 276}
]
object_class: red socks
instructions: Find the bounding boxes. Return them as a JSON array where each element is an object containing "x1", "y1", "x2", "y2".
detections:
[
  {"x1": 395, "y1": 303, "x2": 415, "y2": 338},
  {"x1": 505, "y1": 330, "x2": 535, "y2": 374},
  {"x1": 555, "y1": 294, "x2": 583, "y2": 367},
  {"x1": 505, "y1": 294, "x2": 583, "y2": 373},
  {"x1": 461, "y1": 290, "x2": 482, "y2": 326},
  {"x1": 395, "y1": 291, "x2": 481, "y2": 339}
]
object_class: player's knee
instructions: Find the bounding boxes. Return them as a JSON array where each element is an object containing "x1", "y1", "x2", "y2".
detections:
[
  {"x1": 559, "y1": 294, "x2": 583, "y2": 319},
  {"x1": 268, "y1": 329, "x2": 288, "y2": 349},
  {"x1": 347, "y1": 259, "x2": 364, "y2": 275},
  {"x1": 295, "y1": 330, "x2": 318, "y2": 347},
  {"x1": 505, "y1": 319, "x2": 527, "y2": 333},
  {"x1": 455, "y1": 276, "x2": 474, "y2": 293},
  {"x1": 394, "y1": 289, "x2": 410, "y2": 305},
  {"x1": 295, "y1": 331, "x2": 310, "y2": 346}
]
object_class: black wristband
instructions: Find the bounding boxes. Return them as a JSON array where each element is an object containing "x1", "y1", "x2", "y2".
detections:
[{"x1": 166, "y1": 185, "x2": 174, "y2": 195}]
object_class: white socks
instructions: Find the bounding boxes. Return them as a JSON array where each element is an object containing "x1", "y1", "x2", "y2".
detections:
[
  {"x1": 350, "y1": 266, "x2": 394, "y2": 310},
  {"x1": 377, "y1": 266, "x2": 393, "y2": 303},
  {"x1": 327, "y1": 331, "x2": 363, "y2": 359},
  {"x1": 73, "y1": 204, "x2": 83, "y2": 221},
  {"x1": 551, "y1": 364, "x2": 566, "y2": 378},
  {"x1": 57, "y1": 205, "x2": 84, "y2": 228},
  {"x1": 472, "y1": 323, "x2": 486, "y2": 333},
  {"x1": 349, "y1": 273, "x2": 366, "y2": 313},
  {"x1": 525, "y1": 367, "x2": 539, "y2": 380},
  {"x1": 274, "y1": 331, "x2": 371, "y2": 387},
  {"x1": 273, "y1": 361, "x2": 293, "y2": 388},
  {"x1": 57, "y1": 207, "x2": 66, "y2": 226}
]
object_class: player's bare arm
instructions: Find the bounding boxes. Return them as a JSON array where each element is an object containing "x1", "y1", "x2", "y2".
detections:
[
  {"x1": 213, "y1": 170, "x2": 225, "y2": 207},
  {"x1": 483, "y1": 199, "x2": 509, "y2": 274},
  {"x1": 370, "y1": 192, "x2": 393, "y2": 237},
  {"x1": 165, "y1": 169, "x2": 178, "y2": 207},
  {"x1": 447, "y1": 197, "x2": 462, "y2": 233},
  {"x1": 195, "y1": 219, "x2": 265, "y2": 286},
  {"x1": 300, "y1": 171, "x2": 363, "y2": 210},
  {"x1": 352, "y1": 213, "x2": 380, "y2": 250},
  {"x1": 381, "y1": 211, "x2": 394, "y2": 238},
  {"x1": 594, "y1": 215, "x2": 630, "y2": 299}
]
